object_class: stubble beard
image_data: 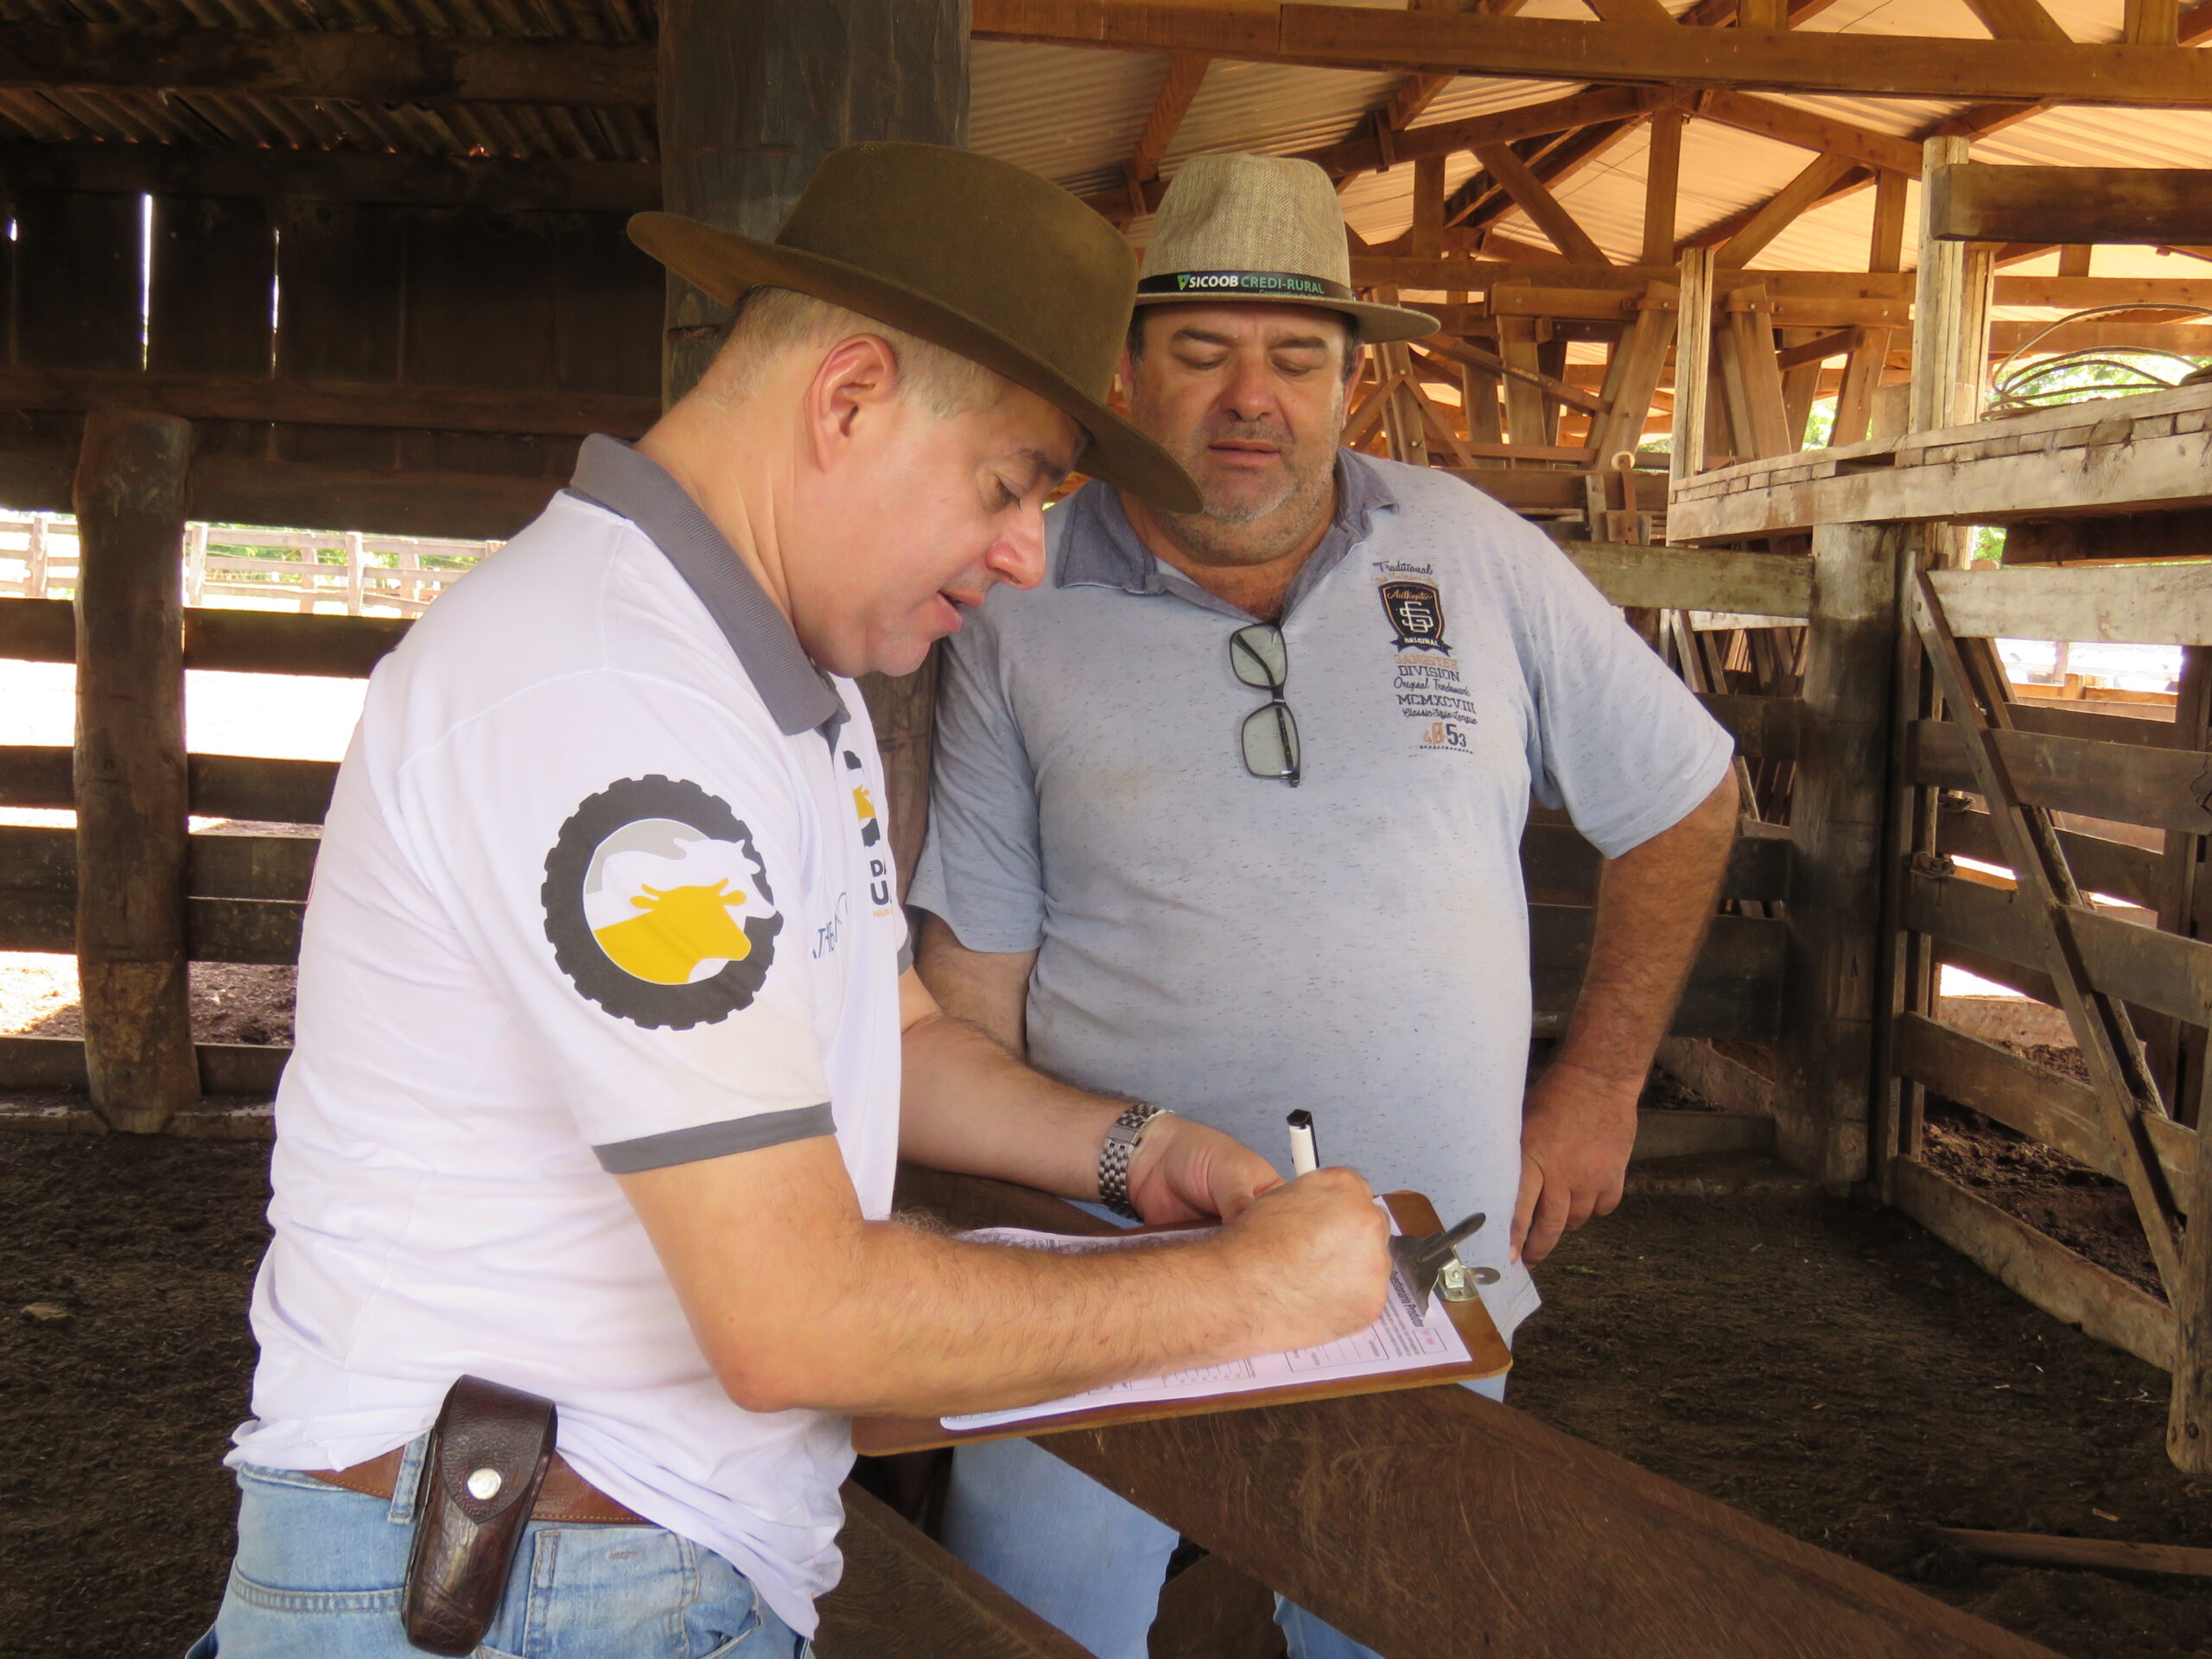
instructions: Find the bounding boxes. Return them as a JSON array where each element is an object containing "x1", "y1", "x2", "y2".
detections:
[{"x1": 1157, "y1": 412, "x2": 1342, "y2": 570}]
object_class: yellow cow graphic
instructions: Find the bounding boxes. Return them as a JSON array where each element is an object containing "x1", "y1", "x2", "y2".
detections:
[{"x1": 592, "y1": 880, "x2": 753, "y2": 985}]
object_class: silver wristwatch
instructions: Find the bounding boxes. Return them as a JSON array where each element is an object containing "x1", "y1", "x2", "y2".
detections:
[{"x1": 1097, "y1": 1103, "x2": 1173, "y2": 1221}]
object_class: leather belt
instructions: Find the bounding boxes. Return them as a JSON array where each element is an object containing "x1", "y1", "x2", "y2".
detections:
[{"x1": 308, "y1": 1447, "x2": 646, "y2": 1525}]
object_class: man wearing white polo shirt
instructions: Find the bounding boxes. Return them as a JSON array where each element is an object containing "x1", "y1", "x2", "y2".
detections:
[
  {"x1": 912, "y1": 154, "x2": 1741, "y2": 1658},
  {"x1": 194, "y1": 146, "x2": 1391, "y2": 1659}
]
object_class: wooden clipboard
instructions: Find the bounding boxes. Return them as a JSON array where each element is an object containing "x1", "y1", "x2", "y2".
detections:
[{"x1": 851, "y1": 1191, "x2": 1510, "y2": 1457}]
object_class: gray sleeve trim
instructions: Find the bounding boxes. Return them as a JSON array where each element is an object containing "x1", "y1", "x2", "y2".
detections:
[{"x1": 594, "y1": 1103, "x2": 836, "y2": 1174}]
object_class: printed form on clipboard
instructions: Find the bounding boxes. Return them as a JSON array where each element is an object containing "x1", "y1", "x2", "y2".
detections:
[{"x1": 944, "y1": 1199, "x2": 1478, "y2": 1433}]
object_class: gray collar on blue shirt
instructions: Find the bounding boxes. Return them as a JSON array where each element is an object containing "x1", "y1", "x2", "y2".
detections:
[
  {"x1": 1056, "y1": 449, "x2": 1397, "y2": 621},
  {"x1": 567, "y1": 434, "x2": 846, "y2": 743}
]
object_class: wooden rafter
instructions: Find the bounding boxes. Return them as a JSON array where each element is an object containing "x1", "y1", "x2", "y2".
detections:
[
  {"x1": 1451, "y1": 115, "x2": 1650, "y2": 237},
  {"x1": 1697, "y1": 91, "x2": 1924, "y2": 177},
  {"x1": 1302, "y1": 83, "x2": 1662, "y2": 181},
  {"x1": 1472, "y1": 140, "x2": 1611, "y2": 265},
  {"x1": 1103, "y1": 52, "x2": 1210, "y2": 222},
  {"x1": 1683, "y1": 168, "x2": 1871, "y2": 254},
  {"x1": 0, "y1": 22, "x2": 654, "y2": 105},
  {"x1": 1958, "y1": 0, "x2": 2074, "y2": 43},
  {"x1": 1131, "y1": 54, "x2": 1210, "y2": 180},
  {"x1": 1677, "y1": 0, "x2": 1845, "y2": 27},
  {"x1": 1714, "y1": 151, "x2": 1859, "y2": 267},
  {"x1": 968, "y1": 1, "x2": 2212, "y2": 107},
  {"x1": 0, "y1": 140, "x2": 657, "y2": 212}
]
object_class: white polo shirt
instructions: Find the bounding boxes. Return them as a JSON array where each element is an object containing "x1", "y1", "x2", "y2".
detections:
[{"x1": 230, "y1": 436, "x2": 906, "y2": 1635}]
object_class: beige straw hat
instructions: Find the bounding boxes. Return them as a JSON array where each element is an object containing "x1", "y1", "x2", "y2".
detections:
[{"x1": 1135, "y1": 154, "x2": 1438, "y2": 346}]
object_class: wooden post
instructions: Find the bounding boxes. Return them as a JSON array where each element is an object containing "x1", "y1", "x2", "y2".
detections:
[
  {"x1": 658, "y1": 0, "x2": 967, "y2": 405},
  {"x1": 183, "y1": 521, "x2": 207, "y2": 607},
  {"x1": 1640, "y1": 107, "x2": 1684, "y2": 270},
  {"x1": 25, "y1": 511, "x2": 49, "y2": 598},
  {"x1": 1497, "y1": 315, "x2": 1549, "y2": 449},
  {"x1": 1834, "y1": 170, "x2": 1908, "y2": 446},
  {"x1": 72, "y1": 410, "x2": 199, "y2": 1134},
  {"x1": 1777, "y1": 521, "x2": 1903, "y2": 1191},
  {"x1": 1410, "y1": 154, "x2": 1446, "y2": 258},
  {"x1": 1669, "y1": 246, "x2": 1713, "y2": 492},
  {"x1": 658, "y1": 0, "x2": 967, "y2": 894},
  {"x1": 1912, "y1": 137, "x2": 1993, "y2": 435},
  {"x1": 343, "y1": 530, "x2": 367, "y2": 616},
  {"x1": 2177, "y1": 971, "x2": 2212, "y2": 1468}
]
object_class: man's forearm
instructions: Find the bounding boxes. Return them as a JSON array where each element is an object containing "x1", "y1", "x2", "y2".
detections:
[
  {"x1": 899, "y1": 1006, "x2": 1128, "y2": 1199},
  {"x1": 624, "y1": 1139, "x2": 1386, "y2": 1419},
  {"x1": 1556, "y1": 774, "x2": 1739, "y2": 1082}
]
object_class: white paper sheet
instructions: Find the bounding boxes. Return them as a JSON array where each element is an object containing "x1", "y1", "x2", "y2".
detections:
[{"x1": 943, "y1": 1208, "x2": 1474, "y2": 1432}]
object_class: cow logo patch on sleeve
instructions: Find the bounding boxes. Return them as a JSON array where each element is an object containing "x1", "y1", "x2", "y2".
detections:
[{"x1": 542, "y1": 776, "x2": 784, "y2": 1030}]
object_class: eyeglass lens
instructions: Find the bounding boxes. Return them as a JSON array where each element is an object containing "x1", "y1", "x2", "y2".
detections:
[
  {"x1": 1241, "y1": 701, "x2": 1300, "y2": 780},
  {"x1": 1230, "y1": 624, "x2": 1300, "y2": 785}
]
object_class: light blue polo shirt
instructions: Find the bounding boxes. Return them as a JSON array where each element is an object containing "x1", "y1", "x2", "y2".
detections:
[{"x1": 908, "y1": 452, "x2": 1732, "y2": 1337}]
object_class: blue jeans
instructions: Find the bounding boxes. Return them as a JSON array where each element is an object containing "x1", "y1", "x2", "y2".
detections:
[
  {"x1": 188, "y1": 1436, "x2": 810, "y2": 1659},
  {"x1": 942, "y1": 1378, "x2": 1506, "y2": 1659}
]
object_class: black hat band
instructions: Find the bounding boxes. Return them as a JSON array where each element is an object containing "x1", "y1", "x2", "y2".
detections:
[{"x1": 1137, "y1": 270, "x2": 1357, "y2": 302}]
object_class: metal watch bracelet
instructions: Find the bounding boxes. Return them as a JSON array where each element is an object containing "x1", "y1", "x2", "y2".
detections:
[{"x1": 1097, "y1": 1103, "x2": 1173, "y2": 1221}]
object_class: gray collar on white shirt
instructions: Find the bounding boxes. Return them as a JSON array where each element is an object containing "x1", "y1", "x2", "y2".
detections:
[
  {"x1": 1055, "y1": 448, "x2": 1398, "y2": 622},
  {"x1": 566, "y1": 434, "x2": 847, "y2": 744}
]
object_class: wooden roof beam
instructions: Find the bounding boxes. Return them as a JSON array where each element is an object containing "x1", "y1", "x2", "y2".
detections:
[
  {"x1": 1957, "y1": 0, "x2": 2073, "y2": 44},
  {"x1": 1681, "y1": 168, "x2": 1872, "y2": 254},
  {"x1": 1300, "y1": 82, "x2": 1664, "y2": 180},
  {"x1": 1450, "y1": 113, "x2": 1653, "y2": 232},
  {"x1": 1696, "y1": 91, "x2": 1923, "y2": 176},
  {"x1": 1471, "y1": 140, "x2": 1611, "y2": 264},
  {"x1": 1677, "y1": 0, "x2": 1845, "y2": 29},
  {"x1": 969, "y1": 1, "x2": 2212, "y2": 107},
  {"x1": 1922, "y1": 0, "x2": 2209, "y2": 136},
  {"x1": 1929, "y1": 165, "x2": 2212, "y2": 245},
  {"x1": 0, "y1": 139, "x2": 658, "y2": 212},
  {"x1": 0, "y1": 22, "x2": 652, "y2": 105},
  {"x1": 1713, "y1": 151, "x2": 1860, "y2": 266},
  {"x1": 1100, "y1": 53, "x2": 1211, "y2": 222}
]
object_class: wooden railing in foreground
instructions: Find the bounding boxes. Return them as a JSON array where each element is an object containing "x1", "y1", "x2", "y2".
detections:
[
  {"x1": 855, "y1": 1166, "x2": 2059, "y2": 1659},
  {"x1": 0, "y1": 532, "x2": 1807, "y2": 1109}
]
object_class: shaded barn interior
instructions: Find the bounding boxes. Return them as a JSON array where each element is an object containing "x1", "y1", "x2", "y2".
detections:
[{"x1": 6, "y1": 0, "x2": 2212, "y2": 1652}]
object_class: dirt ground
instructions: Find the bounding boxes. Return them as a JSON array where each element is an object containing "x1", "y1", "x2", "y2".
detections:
[
  {"x1": 1914, "y1": 1041, "x2": 2165, "y2": 1298},
  {"x1": 3, "y1": 1133, "x2": 2208, "y2": 1659}
]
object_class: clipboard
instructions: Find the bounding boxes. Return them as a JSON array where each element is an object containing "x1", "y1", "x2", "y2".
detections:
[{"x1": 851, "y1": 1190, "x2": 1510, "y2": 1457}]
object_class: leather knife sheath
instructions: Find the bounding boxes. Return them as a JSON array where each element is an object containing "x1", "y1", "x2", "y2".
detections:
[{"x1": 403, "y1": 1375, "x2": 558, "y2": 1656}]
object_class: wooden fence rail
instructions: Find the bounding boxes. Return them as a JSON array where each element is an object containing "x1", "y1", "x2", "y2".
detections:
[
  {"x1": 0, "y1": 510, "x2": 496, "y2": 617},
  {"x1": 0, "y1": 524, "x2": 1804, "y2": 1107}
]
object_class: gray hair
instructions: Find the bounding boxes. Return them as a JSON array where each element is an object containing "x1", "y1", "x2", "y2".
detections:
[{"x1": 703, "y1": 286, "x2": 1005, "y2": 417}]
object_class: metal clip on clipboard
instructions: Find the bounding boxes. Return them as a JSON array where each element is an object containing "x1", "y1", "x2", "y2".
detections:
[{"x1": 1389, "y1": 1211, "x2": 1500, "y2": 1322}]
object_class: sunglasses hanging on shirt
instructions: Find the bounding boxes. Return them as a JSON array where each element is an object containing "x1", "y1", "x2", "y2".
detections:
[{"x1": 1230, "y1": 623, "x2": 1300, "y2": 787}]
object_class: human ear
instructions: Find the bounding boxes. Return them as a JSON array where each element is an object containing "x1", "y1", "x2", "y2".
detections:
[{"x1": 805, "y1": 334, "x2": 901, "y2": 464}]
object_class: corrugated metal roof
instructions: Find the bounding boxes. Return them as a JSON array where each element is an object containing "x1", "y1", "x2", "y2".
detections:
[{"x1": 1, "y1": 0, "x2": 2209, "y2": 277}]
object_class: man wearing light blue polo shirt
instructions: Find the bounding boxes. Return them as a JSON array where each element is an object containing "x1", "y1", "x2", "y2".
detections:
[{"x1": 908, "y1": 153, "x2": 1741, "y2": 1659}]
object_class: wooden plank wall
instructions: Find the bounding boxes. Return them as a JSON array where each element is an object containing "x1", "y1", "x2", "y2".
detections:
[
  {"x1": 0, "y1": 538, "x2": 1804, "y2": 1100},
  {"x1": 0, "y1": 188, "x2": 662, "y2": 537}
]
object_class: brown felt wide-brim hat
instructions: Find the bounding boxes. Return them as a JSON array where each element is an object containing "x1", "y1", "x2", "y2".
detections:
[{"x1": 631, "y1": 144, "x2": 1200, "y2": 514}]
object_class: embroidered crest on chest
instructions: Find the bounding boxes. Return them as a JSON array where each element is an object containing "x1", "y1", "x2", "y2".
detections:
[{"x1": 1375, "y1": 561, "x2": 1479, "y2": 754}]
